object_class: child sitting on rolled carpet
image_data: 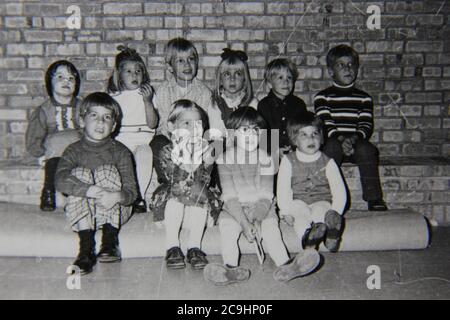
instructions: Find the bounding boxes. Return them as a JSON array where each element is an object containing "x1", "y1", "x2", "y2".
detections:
[
  {"x1": 277, "y1": 112, "x2": 347, "y2": 252},
  {"x1": 204, "y1": 107, "x2": 321, "y2": 285}
]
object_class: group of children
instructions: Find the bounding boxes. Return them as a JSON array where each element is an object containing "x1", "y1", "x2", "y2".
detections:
[{"x1": 25, "y1": 38, "x2": 387, "y2": 284}]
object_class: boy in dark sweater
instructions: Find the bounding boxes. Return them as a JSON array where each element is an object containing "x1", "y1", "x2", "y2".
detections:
[
  {"x1": 314, "y1": 45, "x2": 387, "y2": 211},
  {"x1": 258, "y1": 58, "x2": 307, "y2": 155},
  {"x1": 56, "y1": 92, "x2": 138, "y2": 274}
]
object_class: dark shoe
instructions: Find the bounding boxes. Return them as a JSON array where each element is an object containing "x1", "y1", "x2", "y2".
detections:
[
  {"x1": 368, "y1": 199, "x2": 388, "y2": 211},
  {"x1": 204, "y1": 263, "x2": 250, "y2": 285},
  {"x1": 132, "y1": 199, "x2": 147, "y2": 214},
  {"x1": 98, "y1": 224, "x2": 121, "y2": 263},
  {"x1": 324, "y1": 210, "x2": 345, "y2": 253},
  {"x1": 165, "y1": 246, "x2": 186, "y2": 269},
  {"x1": 273, "y1": 248, "x2": 321, "y2": 282},
  {"x1": 301, "y1": 223, "x2": 327, "y2": 249},
  {"x1": 40, "y1": 188, "x2": 56, "y2": 212},
  {"x1": 71, "y1": 230, "x2": 96, "y2": 275},
  {"x1": 186, "y1": 248, "x2": 208, "y2": 270}
]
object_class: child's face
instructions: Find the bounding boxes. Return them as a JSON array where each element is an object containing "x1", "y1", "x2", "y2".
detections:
[
  {"x1": 81, "y1": 106, "x2": 116, "y2": 143},
  {"x1": 52, "y1": 66, "x2": 76, "y2": 99},
  {"x1": 329, "y1": 56, "x2": 358, "y2": 86},
  {"x1": 220, "y1": 62, "x2": 245, "y2": 95},
  {"x1": 294, "y1": 125, "x2": 322, "y2": 155},
  {"x1": 119, "y1": 61, "x2": 143, "y2": 90},
  {"x1": 169, "y1": 49, "x2": 198, "y2": 84},
  {"x1": 235, "y1": 124, "x2": 260, "y2": 152},
  {"x1": 169, "y1": 109, "x2": 203, "y2": 140},
  {"x1": 268, "y1": 68, "x2": 294, "y2": 100}
]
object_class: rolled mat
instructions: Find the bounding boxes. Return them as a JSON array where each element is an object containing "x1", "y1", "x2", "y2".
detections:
[{"x1": 0, "y1": 203, "x2": 430, "y2": 258}]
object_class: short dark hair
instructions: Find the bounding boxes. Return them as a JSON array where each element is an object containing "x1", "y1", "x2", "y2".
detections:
[
  {"x1": 326, "y1": 44, "x2": 360, "y2": 69},
  {"x1": 45, "y1": 60, "x2": 81, "y2": 98},
  {"x1": 79, "y1": 92, "x2": 121, "y2": 124},
  {"x1": 287, "y1": 111, "x2": 323, "y2": 147},
  {"x1": 225, "y1": 107, "x2": 267, "y2": 130},
  {"x1": 168, "y1": 99, "x2": 209, "y2": 132}
]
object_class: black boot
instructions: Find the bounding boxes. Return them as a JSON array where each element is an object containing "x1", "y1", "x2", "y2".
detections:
[
  {"x1": 40, "y1": 188, "x2": 56, "y2": 211},
  {"x1": 40, "y1": 158, "x2": 60, "y2": 212},
  {"x1": 72, "y1": 230, "x2": 96, "y2": 275},
  {"x1": 98, "y1": 224, "x2": 122, "y2": 263}
]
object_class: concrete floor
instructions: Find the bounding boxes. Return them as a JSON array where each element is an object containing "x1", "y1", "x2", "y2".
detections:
[{"x1": 0, "y1": 227, "x2": 449, "y2": 300}]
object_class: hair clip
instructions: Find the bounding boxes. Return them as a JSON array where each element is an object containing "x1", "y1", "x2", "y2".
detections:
[{"x1": 221, "y1": 48, "x2": 248, "y2": 62}]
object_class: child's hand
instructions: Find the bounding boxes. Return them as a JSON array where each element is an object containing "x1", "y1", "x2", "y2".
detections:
[
  {"x1": 242, "y1": 221, "x2": 256, "y2": 243},
  {"x1": 342, "y1": 138, "x2": 354, "y2": 156},
  {"x1": 282, "y1": 215, "x2": 295, "y2": 226},
  {"x1": 86, "y1": 185, "x2": 105, "y2": 199},
  {"x1": 139, "y1": 82, "x2": 154, "y2": 99},
  {"x1": 279, "y1": 145, "x2": 291, "y2": 155},
  {"x1": 97, "y1": 191, "x2": 122, "y2": 210}
]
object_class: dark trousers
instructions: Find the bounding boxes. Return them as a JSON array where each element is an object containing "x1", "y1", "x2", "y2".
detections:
[
  {"x1": 322, "y1": 137, "x2": 383, "y2": 202},
  {"x1": 43, "y1": 157, "x2": 60, "y2": 192}
]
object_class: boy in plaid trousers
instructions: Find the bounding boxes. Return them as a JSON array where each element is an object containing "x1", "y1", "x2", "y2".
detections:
[{"x1": 55, "y1": 92, "x2": 138, "y2": 275}]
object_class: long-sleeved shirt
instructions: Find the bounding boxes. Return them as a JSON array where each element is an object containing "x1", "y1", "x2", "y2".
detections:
[
  {"x1": 55, "y1": 137, "x2": 138, "y2": 206},
  {"x1": 314, "y1": 82, "x2": 374, "y2": 140},
  {"x1": 277, "y1": 150, "x2": 347, "y2": 215},
  {"x1": 25, "y1": 97, "x2": 81, "y2": 157},
  {"x1": 153, "y1": 77, "x2": 212, "y2": 137},
  {"x1": 257, "y1": 90, "x2": 307, "y2": 149}
]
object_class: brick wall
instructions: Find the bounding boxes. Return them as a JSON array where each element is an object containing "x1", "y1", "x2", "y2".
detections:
[{"x1": 0, "y1": 0, "x2": 449, "y2": 160}]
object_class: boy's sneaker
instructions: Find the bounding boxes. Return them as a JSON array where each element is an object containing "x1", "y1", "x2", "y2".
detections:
[
  {"x1": 97, "y1": 224, "x2": 122, "y2": 263},
  {"x1": 273, "y1": 248, "x2": 321, "y2": 282},
  {"x1": 204, "y1": 263, "x2": 250, "y2": 286},
  {"x1": 71, "y1": 230, "x2": 96, "y2": 275},
  {"x1": 301, "y1": 223, "x2": 327, "y2": 249},
  {"x1": 186, "y1": 248, "x2": 208, "y2": 270},
  {"x1": 40, "y1": 188, "x2": 56, "y2": 212},
  {"x1": 165, "y1": 246, "x2": 186, "y2": 269},
  {"x1": 324, "y1": 210, "x2": 345, "y2": 253},
  {"x1": 368, "y1": 199, "x2": 388, "y2": 211}
]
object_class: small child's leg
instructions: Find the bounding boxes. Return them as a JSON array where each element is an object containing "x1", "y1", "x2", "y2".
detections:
[
  {"x1": 65, "y1": 167, "x2": 95, "y2": 231},
  {"x1": 164, "y1": 199, "x2": 185, "y2": 250},
  {"x1": 258, "y1": 208, "x2": 290, "y2": 267},
  {"x1": 92, "y1": 165, "x2": 125, "y2": 263},
  {"x1": 164, "y1": 199, "x2": 186, "y2": 269},
  {"x1": 309, "y1": 201, "x2": 332, "y2": 223},
  {"x1": 184, "y1": 205, "x2": 209, "y2": 269},
  {"x1": 218, "y1": 212, "x2": 242, "y2": 267},
  {"x1": 353, "y1": 140, "x2": 387, "y2": 210},
  {"x1": 40, "y1": 157, "x2": 60, "y2": 211},
  {"x1": 286, "y1": 200, "x2": 313, "y2": 239},
  {"x1": 64, "y1": 167, "x2": 96, "y2": 275},
  {"x1": 134, "y1": 144, "x2": 153, "y2": 202},
  {"x1": 93, "y1": 164, "x2": 130, "y2": 229}
]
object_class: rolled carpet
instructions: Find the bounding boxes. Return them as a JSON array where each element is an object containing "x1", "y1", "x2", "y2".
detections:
[{"x1": 0, "y1": 203, "x2": 430, "y2": 258}]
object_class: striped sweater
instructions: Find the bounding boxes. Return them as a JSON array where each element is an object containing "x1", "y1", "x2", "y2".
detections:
[{"x1": 314, "y1": 83, "x2": 374, "y2": 140}]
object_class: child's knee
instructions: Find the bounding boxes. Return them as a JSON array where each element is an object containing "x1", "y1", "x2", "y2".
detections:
[
  {"x1": 93, "y1": 165, "x2": 122, "y2": 190},
  {"x1": 70, "y1": 167, "x2": 93, "y2": 184}
]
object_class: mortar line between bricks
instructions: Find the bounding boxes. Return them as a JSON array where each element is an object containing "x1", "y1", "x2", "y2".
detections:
[{"x1": 255, "y1": 2, "x2": 312, "y2": 96}]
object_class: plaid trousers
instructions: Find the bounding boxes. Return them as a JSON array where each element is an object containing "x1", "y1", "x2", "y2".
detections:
[{"x1": 65, "y1": 164, "x2": 132, "y2": 231}]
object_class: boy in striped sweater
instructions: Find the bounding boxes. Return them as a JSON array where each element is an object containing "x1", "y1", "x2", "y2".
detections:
[{"x1": 314, "y1": 45, "x2": 387, "y2": 211}]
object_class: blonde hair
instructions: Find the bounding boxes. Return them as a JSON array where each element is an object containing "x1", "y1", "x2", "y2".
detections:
[
  {"x1": 164, "y1": 38, "x2": 199, "y2": 66},
  {"x1": 264, "y1": 58, "x2": 299, "y2": 84},
  {"x1": 213, "y1": 49, "x2": 254, "y2": 106},
  {"x1": 167, "y1": 99, "x2": 209, "y2": 132},
  {"x1": 108, "y1": 45, "x2": 150, "y2": 93}
]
